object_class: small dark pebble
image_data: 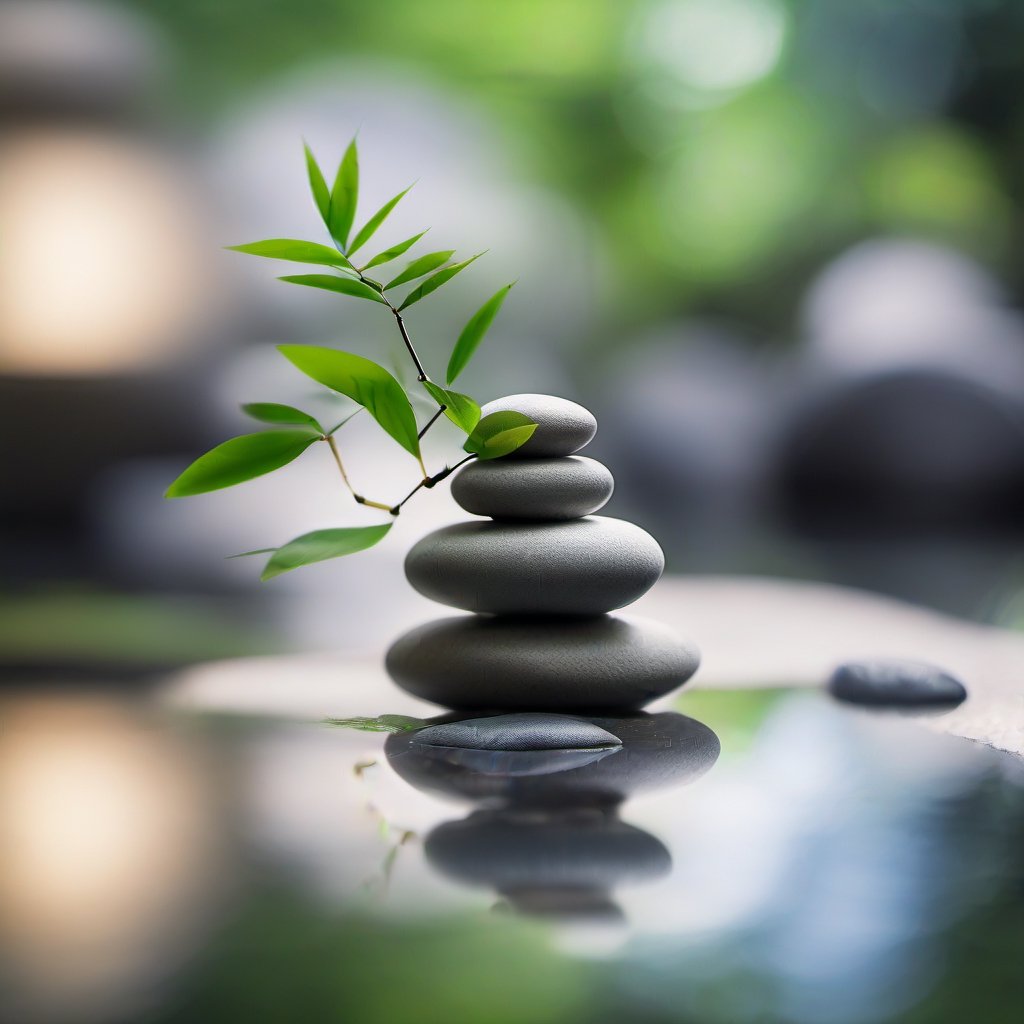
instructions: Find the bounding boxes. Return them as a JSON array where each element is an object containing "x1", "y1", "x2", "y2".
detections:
[
  {"x1": 828, "y1": 659, "x2": 967, "y2": 707},
  {"x1": 411, "y1": 713, "x2": 622, "y2": 752}
]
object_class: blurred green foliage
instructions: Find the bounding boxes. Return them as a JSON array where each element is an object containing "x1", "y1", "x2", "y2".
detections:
[
  {"x1": 0, "y1": 589, "x2": 282, "y2": 666},
  {"x1": 674, "y1": 685, "x2": 790, "y2": 755},
  {"x1": 136, "y1": 0, "x2": 1024, "y2": 339},
  {"x1": 158, "y1": 890, "x2": 594, "y2": 1024}
]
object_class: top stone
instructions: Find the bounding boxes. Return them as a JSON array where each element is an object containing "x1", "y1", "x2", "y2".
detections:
[{"x1": 481, "y1": 394, "x2": 597, "y2": 458}]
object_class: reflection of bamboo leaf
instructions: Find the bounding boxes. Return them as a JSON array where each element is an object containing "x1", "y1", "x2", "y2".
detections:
[{"x1": 353, "y1": 759, "x2": 377, "y2": 778}]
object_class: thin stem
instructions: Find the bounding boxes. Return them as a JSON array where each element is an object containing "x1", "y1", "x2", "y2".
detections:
[
  {"x1": 390, "y1": 478, "x2": 427, "y2": 514},
  {"x1": 418, "y1": 405, "x2": 446, "y2": 439},
  {"x1": 326, "y1": 435, "x2": 356, "y2": 497},
  {"x1": 326, "y1": 435, "x2": 391, "y2": 512},
  {"x1": 391, "y1": 309, "x2": 428, "y2": 382},
  {"x1": 389, "y1": 454, "x2": 477, "y2": 515}
]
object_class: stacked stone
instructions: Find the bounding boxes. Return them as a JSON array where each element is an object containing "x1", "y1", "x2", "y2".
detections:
[{"x1": 386, "y1": 394, "x2": 700, "y2": 712}]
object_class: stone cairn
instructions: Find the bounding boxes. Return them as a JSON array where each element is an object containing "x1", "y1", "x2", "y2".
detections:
[{"x1": 386, "y1": 394, "x2": 701, "y2": 712}]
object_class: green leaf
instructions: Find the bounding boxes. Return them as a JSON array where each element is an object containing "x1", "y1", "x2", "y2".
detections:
[
  {"x1": 348, "y1": 186, "x2": 411, "y2": 256},
  {"x1": 323, "y1": 714, "x2": 426, "y2": 733},
  {"x1": 361, "y1": 230, "x2": 427, "y2": 271},
  {"x1": 463, "y1": 410, "x2": 537, "y2": 460},
  {"x1": 279, "y1": 274, "x2": 387, "y2": 304},
  {"x1": 328, "y1": 137, "x2": 359, "y2": 250},
  {"x1": 242, "y1": 402, "x2": 323, "y2": 432},
  {"x1": 226, "y1": 547, "x2": 276, "y2": 559},
  {"x1": 278, "y1": 345, "x2": 421, "y2": 458},
  {"x1": 422, "y1": 381, "x2": 481, "y2": 434},
  {"x1": 165, "y1": 429, "x2": 320, "y2": 498},
  {"x1": 447, "y1": 283, "x2": 514, "y2": 384},
  {"x1": 399, "y1": 253, "x2": 482, "y2": 311},
  {"x1": 261, "y1": 524, "x2": 392, "y2": 580},
  {"x1": 475, "y1": 424, "x2": 537, "y2": 460},
  {"x1": 227, "y1": 239, "x2": 355, "y2": 271},
  {"x1": 325, "y1": 407, "x2": 364, "y2": 435},
  {"x1": 385, "y1": 250, "x2": 454, "y2": 290},
  {"x1": 304, "y1": 143, "x2": 331, "y2": 225}
]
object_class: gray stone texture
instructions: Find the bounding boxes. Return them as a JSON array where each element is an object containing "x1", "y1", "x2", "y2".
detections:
[
  {"x1": 404, "y1": 516, "x2": 665, "y2": 616},
  {"x1": 451, "y1": 456, "x2": 614, "y2": 521},
  {"x1": 385, "y1": 614, "x2": 700, "y2": 712},
  {"x1": 479, "y1": 393, "x2": 597, "y2": 458},
  {"x1": 412, "y1": 713, "x2": 621, "y2": 751}
]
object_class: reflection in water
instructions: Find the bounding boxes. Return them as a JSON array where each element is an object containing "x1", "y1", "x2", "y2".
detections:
[
  {"x1": 0, "y1": 695, "x2": 224, "y2": 1024},
  {"x1": 386, "y1": 712, "x2": 720, "y2": 920}
]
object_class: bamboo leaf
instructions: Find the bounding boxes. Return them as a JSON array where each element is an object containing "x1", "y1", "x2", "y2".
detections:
[
  {"x1": 279, "y1": 274, "x2": 387, "y2": 304},
  {"x1": 242, "y1": 402, "x2": 323, "y2": 432},
  {"x1": 385, "y1": 250, "x2": 454, "y2": 290},
  {"x1": 261, "y1": 524, "x2": 393, "y2": 580},
  {"x1": 325, "y1": 408, "x2": 364, "y2": 435},
  {"x1": 422, "y1": 381, "x2": 481, "y2": 434},
  {"x1": 361, "y1": 230, "x2": 427, "y2": 271},
  {"x1": 399, "y1": 253, "x2": 482, "y2": 311},
  {"x1": 477, "y1": 424, "x2": 537, "y2": 460},
  {"x1": 278, "y1": 345, "x2": 421, "y2": 458},
  {"x1": 165, "y1": 429, "x2": 320, "y2": 497},
  {"x1": 348, "y1": 186, "x2": 411, "y2": 256},
  {"x1": 324, "y1": 714, "x2": 425, "y2": 733},
  {"x1": 446, "y1": 283, "x2": 514, "y2": 384},
  {"x1": 328, "y1": 137, "x2": 359, "y2": 250},
  {"x1": 304, "y1": 143, "x2": 331, "y2": 225},
  {"x1": 463, "y1": 410, "x2": 537, "y2": 460},
  {"x1": 228, "y1": 239, "x2": 355, "y2": 271}
]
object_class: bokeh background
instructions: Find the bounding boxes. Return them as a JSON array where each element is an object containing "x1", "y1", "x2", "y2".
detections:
[
  {"x1": 3, "y1": 0, "x2": 1024, "y2": 664},
  {"x1": 4, "y1": 5, "x2": 1024, "y2": 1024}
]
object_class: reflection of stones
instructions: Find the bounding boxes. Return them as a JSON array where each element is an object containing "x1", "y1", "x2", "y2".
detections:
[
  {"x1": 386, "y1": 711, "x2": 719, "y2": 921},
  {"x1": 425, "y1": 811, "x2": 670, "y2": 921},
  {"x1": 828, "y1": 659, "x2": 967, "y2": 707},
  {"x1": 450, "y1": 456, "x2": 614, "y2": 521},
  {"x1": 390, "y1": 394, "x2": 699, "y2": 712},
  {"x1": 386, "y1": 615, "x2": 699, "y2": 712}
]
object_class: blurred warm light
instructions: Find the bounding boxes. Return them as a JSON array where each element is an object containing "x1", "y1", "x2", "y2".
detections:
[
  {"x1": 640, "y1": 0, "x2": 786, "y2": 98},
  {"x1": 0, "y1": 697, "x2": 219, "y2": 1019},
  {"x1": 0, "y1": 130, "x2": 208, "y2": 375}
]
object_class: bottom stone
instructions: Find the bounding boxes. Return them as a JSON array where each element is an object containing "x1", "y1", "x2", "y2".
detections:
[{"x1": 385, "y1": 614, "x2": 700, "y2": 712}]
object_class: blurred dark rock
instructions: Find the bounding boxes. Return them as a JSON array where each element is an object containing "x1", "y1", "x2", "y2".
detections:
[{"x1": 828, "y1": 659, "x2": 967, "y2": 707}]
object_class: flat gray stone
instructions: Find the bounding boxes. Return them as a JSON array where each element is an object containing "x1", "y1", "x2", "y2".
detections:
[
  {"x1": 386, "y1": 614, "x2": 700, "y2": 711},
  {"x1": 479, "y1": 393, "x2": 597, "y2": 458},
  {"x1": 828, "y1": 659, "x2": 968, "y2": 707},
  {"x1": 451, "y1": 456, "x2": 613, "y2": 521},
  {"x1": 385, "y1": 711, "x2": 720, "y2": 806},
  {"x1": 405, "y1": 516, "x2": 664, "y2": 615},
  {"x1": 412, "y1": 713, "x2": 621, "y2": 751}
]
